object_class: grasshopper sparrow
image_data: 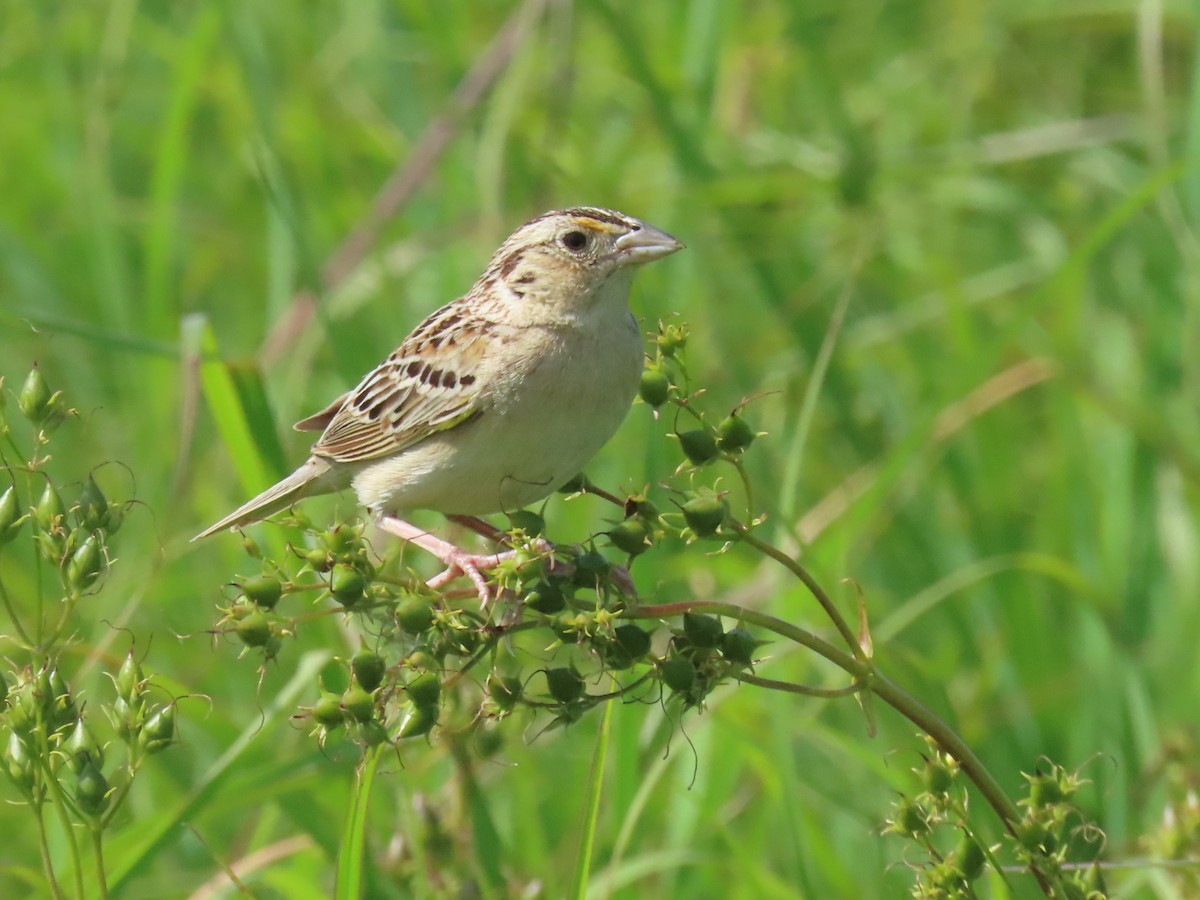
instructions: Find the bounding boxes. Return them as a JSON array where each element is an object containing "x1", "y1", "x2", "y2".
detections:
[{"x1": 195, "y1": 207, "x2": 682, "y2": 600}]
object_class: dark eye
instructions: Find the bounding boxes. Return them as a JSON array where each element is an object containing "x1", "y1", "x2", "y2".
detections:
[{"x1": 561, "y1": 230, "x2": 589, "y2": 252}]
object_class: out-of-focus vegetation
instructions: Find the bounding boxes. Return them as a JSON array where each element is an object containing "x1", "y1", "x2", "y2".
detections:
[{"x1": 2, "y1": 1, "x2": 1198, "y2": 896}]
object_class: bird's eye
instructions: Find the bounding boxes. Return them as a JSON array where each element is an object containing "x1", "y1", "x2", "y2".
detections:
[{"x1": 561, "y1": 230, "x2": 589, "y2": 252}]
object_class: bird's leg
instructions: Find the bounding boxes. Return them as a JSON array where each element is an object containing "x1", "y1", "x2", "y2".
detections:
[
  {"x1": 447, "y1": 514, "x2": 568, "y2": 577},
  {"x1": 375, "y1": 516, "x2": 521, "y2": 606}
]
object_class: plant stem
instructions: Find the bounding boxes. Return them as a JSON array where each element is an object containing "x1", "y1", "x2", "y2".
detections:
[
  {"x1": 91, "y1": 826, "x2": 109, "y2": 900},
  {"x1": 33, "y1": 802, "x2": 65, "y2": 900},
  {"x1": 0, "y1": 572, "x2": 32, "y2": 646},
  {"x1": 630, "y1": 598, "x2": 1050, "y2": 893},
  {"x1": 729, "y1": 522, "x2": 863, "y2": 659}
]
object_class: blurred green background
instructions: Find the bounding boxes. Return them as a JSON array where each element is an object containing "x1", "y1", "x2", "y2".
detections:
[{"x1": 2, "y1": 0, "x2": 1198, "y2": 896}]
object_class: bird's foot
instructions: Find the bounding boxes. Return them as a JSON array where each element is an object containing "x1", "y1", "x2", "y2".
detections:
[{"x1": 375, "y1": 516, "x2": 552, "y2": 606}]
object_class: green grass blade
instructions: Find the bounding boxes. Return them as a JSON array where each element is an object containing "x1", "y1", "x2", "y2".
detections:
[
  {"x1": 335, "y1": 745, "x2": 381, "y2": 900},
  {"x1": 570, "y1": 700, "x2": 613, "y2": 900}
]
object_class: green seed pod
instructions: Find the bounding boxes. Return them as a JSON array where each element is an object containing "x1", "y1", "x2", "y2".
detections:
[
  {"x1": 341, "y1": 686, "x2": 375, "y2": 724},
  {"x1": 474, "y1": 726, "x2": 504, "y2": 758},
  {"x1": 46, "y1": 667, "x2": 76, "y2": 730},
  {"x1": 311, "y1": 693, "x2": 345, "y2": 728},
  {"x1": 524, "y1": 580, "x2": 565, "y2": 615},
  {"x1": 330, "y1": 563, "x2": 366, "y2": 607},
  {"x1": 720, "y1": 627, "x2": 759, "y2": 665},
  {"x1": 660, "y1": 657, "x2": 696, "y2": 693},
  {"x1": 716, "y1": 413, "x2": 755, "y2": 452},
  {"x1": 614, "y1": 623, "x2": 652, "y2": 660},
  {"x1": 351, "y1": 650, "x2": 386, "y2": 694},
  {"x1": 322, "y1": 525, "x2": 359, "y2": 556},
  {"x1": 638, "y1": 368, "x2": 671, "y2": 407},
  {"x1": 75, "y1": 761, "x2": 110, "y2": 816},
  {"x1": 305, "y1": 547, "x2": 333, "y2": 571},
  {"x1": 1027, "y1": 772, "x2": 1066, "y2": 807},
  {"x1": 608, "y1": 518, "x2": 650, "y2": 556},
  {"x1": 359, "y1": 720, "x2": 390, "y2": 746},
  {"x1": 571, "y1": 550, "x2": 610, "y2": 588},
  {"x1": 683, "y1": 612, "x2": 724, "y2": 649},
  {"x1": 681, "y1": 495, "x2": 727, "y2": 537},
  {"x1": 66, "y1": 532, "x2": 104, "y2": 591},
  {"x1": 35, "y1": 481, "x2": 65, "y2": 533},
  {"x1": 110, "y1": 696, "x2": 136, "y2": 740},
  {"x1": 598, "y1": 638, "x2": 634, "y2": 671},
  {"x1": 102, "y1": 501, "x2": 124, "y2": 535},
  {"x1": 18, "y1": 366, "x2": 51, "y2": 423},
  {"x1": 115, "y1": 654, "x2": 144, "y2": 704},
  {"x1": 923, "y1": 757, "x2": 955, "y2": 795},
  {"x1": 656, "y1": 324, "x2": 688, "y2": 357},
  {"x1": 406, "y1": 671, "x2": 441, "y2": 707},
  {"x1": 66, "y1": 718, "x2": 104, "y2": 775},
  {"x1": 404, "y1": 650, "x2": 436, "y2": 672},
  {"x1": 1017, "y1": 818, "x2": 1050, "y2": 854},
  {"x1": 507, "y1": 509, "x2": 545, "y2": 535},
  {"x1": 487, "y1": 674, "x2": 523, "y2": 710},
  {"x1": 8, "y1": 679, "x2": 36, "y2": 735},
  {"x1": 544, "y1": 667, "x2": 585, "y2": 703},
  {"x1": 139, "y1": 705, "x2": 176, "y2": 754},
  {"x1": 236, "y1": 610, "x2": 272, "y2": 647},
  {"x1": 6, "y1": 732, "x2": 36, "y2": 795},
  {"x1": 954, "y1": 834, "x2": 987, "y2": 882},
  {"x1": 241, "y1": 574, "x2": 283, "y2": 610},
  {"x1": 75, "y1": 475, "x2": 107, "y2": 531},
  {"x1": 677, "y1": 429, "x2": 719, "y2": 465},
  {"x1": 0, "y1": 485, "x2": 23, "y2": 545},
  {"x1": 397, "y1": 703, "x2": 438, "y2": 739},
  {"x1": 396, "y1": 598, "x2": 436, "y2": 633},
  {"x1": 894, "y1": 801, "x2": 928, "y2": 838}
]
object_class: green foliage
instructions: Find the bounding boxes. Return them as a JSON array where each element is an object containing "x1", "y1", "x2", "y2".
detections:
[{"x1": 2, "y1": 0, "x2": 1199, "y2": 896}]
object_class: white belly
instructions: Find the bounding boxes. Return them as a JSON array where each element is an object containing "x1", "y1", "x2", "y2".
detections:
[{"x1": 352, "y1": 313, "x2": 642, "y2": 516}]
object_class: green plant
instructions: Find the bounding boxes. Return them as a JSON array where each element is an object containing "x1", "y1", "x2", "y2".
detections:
[{"x1": 0, "y1": 369, "x2": 176, "y2": 900}]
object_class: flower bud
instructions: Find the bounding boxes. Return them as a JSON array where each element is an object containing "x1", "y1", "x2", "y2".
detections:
[{"x1": 656, "y1": 324, "x2": 688, "y2": 357}]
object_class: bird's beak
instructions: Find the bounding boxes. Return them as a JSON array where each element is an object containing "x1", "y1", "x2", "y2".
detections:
[{"x1": 614, "y1": 223, "x2": 684, "y2": 265}]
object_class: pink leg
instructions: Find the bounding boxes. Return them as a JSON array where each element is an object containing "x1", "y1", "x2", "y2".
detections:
[{"x1": 376, "y1": 516, "x2": 520, "y2": 605}]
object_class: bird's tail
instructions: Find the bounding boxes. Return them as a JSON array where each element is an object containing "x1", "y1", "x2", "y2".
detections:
[{"x1": 192, "y1": 457, "x2": 336, "y2": 541}]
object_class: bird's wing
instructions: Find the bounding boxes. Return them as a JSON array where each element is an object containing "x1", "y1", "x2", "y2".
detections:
[{"x1": 310, "y1": 301, "x2": 491, "y2": 464}]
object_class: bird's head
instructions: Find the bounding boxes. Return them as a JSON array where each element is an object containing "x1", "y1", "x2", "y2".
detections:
[{"x1": 474, "y1": 207, "x2": 683, "y2": 316}]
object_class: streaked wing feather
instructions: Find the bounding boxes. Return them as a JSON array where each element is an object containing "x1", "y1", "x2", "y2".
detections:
[
  {"x1": 294, "y1": 391, "x2": 350, "y2": 432},
  {"x1": 312, "y1": 301, "x2": 489, "y2": 464}
]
